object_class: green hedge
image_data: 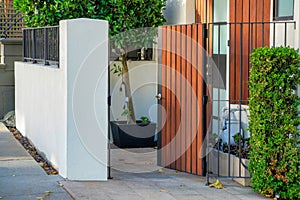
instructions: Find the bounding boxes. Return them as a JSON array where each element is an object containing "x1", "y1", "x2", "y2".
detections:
[{"x1": 248, "y1": 46, "x2": 300, "y2": 199}]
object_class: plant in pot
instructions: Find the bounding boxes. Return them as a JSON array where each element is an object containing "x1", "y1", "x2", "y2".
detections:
[
  {"x1": 111, "y1": 112, "x2": 157, "y2": 148},
  {"x1": 209, "y1": 131, "x2": 251, "y2": 186},
  {"x1": 98, "y1": 0, "x2": 167, "y2": 148}
]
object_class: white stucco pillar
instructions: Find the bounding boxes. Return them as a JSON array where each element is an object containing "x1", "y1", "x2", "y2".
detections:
[{"x1": 60, "y1": 18, "x2": 108, "y2": 180}]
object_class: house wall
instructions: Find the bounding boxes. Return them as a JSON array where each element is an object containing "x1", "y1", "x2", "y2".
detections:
[
  {"x1": 0, "y1": 38, "x2": 22, "y2": 119},
  {"x1": 110, "y1": 61, "x2": 158, "y2": 124},
  {"x1": 15, "y1": 18, "x2": 108, "y2": 181},
  {"x1": 294, "y1": 0, "x2": 300, "y2": 48},
  {"x1": 163, "y1": 0, "x2": 195, "y2": 25},
  {"x1": 296, "y1": 0, "x2": 300, "y2": 49},
  {"x1": 270, "y1": 0, "x2": 300, "y2": 49}
]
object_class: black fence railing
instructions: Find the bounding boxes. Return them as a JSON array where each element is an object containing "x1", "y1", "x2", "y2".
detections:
[
  {"x1": 205, "y1": 21, "x2": 296, "y2": 184},
  {"x1": 23, "y1": 26, "x2": 59, "y2": 66}
]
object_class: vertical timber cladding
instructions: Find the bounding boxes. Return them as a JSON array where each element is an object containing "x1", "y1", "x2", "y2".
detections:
[
  {"x1": 195, "y1": 0, "x2": 213, "y2": 23},
  {"x1": 229, "y1": 0, "x2": 270, "y2": 101},
  {"x1": 160, "y1": 24, "x2": 204, "y2": 175}
]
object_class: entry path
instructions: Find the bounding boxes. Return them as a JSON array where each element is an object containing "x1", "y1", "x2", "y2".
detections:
[
  {"x1": 0, "y1": 123, "x2": 72, "y2": 200},
  {"x1": 63, "y1": 147, "x2": 268, "y2": 200}
]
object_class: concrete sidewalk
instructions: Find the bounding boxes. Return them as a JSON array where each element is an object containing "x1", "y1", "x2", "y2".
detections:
[
  {"x1": 63, "y1": 148, "x2": 267, "y2": 200},
  {"x1": 63, "y1": 168, "x2": 268, "y2": 200},
  {"x1": 0, "y1": 122, "x2": 267, "y2": 200},
  {"x1": 0, "y1": 123, "x2": 72, "y2": 200}
]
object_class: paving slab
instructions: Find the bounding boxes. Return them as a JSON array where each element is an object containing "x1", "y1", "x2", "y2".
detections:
[
  {"x1": 0, "y1": 123, "x2": 72, "y2": 200},
  {"x1": 0, "y1": 124, "x2": 31, "y2": 160},
  {"x1": 63, "y1": 147, "x2": 268, "y2": 200},
  {"x1": 0, "y1": 159, "x2": 46, "y2": 177},
  {"x1": 0, "y1": 122, "x2": 268, "y2": 200}
]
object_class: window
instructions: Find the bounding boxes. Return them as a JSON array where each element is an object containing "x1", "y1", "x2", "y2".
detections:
[{"x1": 274, "y1": 0, "x2": 294, "y2": 20}]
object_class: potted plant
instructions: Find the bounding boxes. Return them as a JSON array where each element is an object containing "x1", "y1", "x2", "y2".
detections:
[
  {"x1": 98, "y1": 0, "x2": 166, "y2": 148},
  {"x1": 111, "y1": 115, "x2": 157, "y2": 148},
  {"x1": 209, "y1": 132, "x2": 251, "y2": 186}
]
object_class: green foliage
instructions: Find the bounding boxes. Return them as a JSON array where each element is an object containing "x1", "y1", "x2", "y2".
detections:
[
  {"x1": 93, "y1": 0, "x2": 166, "y2": 52},
  {"x1": 121, "y1": 109, "x2": 132, "y2": 117},
  {"x1": 248, "y1": 46, "x2": 300, "y2": 199},
  {"x1": 140, "y1": 116, "x2": 150, "y2": 124},
  {"x1": 111, "y1": 63, "x2": 123, "y2": 77},
  {"x1": 14, "y1": 0, "x2": 166, "y2": 123},
  {"x1": 14, "y1": 0, "x2": 94, "y2": 27},
  {"x1": 14, "y1": 0, "x2": 166, "y2": 51}
]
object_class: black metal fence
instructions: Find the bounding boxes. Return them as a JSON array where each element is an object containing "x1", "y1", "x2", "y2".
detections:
[
  {"x1": 205, "y1": 21, "x2": 296, "y2": 184},
  {"x1": 23, "y1": 26, "x2": 59, "y2": 66}
]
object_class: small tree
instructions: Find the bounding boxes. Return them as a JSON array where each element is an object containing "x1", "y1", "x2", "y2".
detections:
[
  {"x1": 15, "y1": 0, "x2": 167, "y2": 123},
  {"x1": 249, "y1": 46, "x2": 300, "y2": 199},
  {"x1": 93, "y1": 0, "x2": 166, "y2": 123}
]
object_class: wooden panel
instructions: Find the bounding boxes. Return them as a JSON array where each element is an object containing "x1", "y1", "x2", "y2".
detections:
[
  {"x1": 229, "y1": 0, "x2": 236, "y2": 101},
  {"x1": 197, "y1": 24, "x2": 203, "y2": 175},
  {"x1": 161, "y1": 26, "x2": 167, "y2": 167},
  {"x1": 256, "y1": 0, "x2": 264, "y2": 47},
  {"x1": 175, "y1": 25, "x2": 182, "y2": 170},
  {"x1": 195, "y1": 0, "x2": 213, "y2": 23},
  {"x1": 242, "y1": 0, "x2": 250, "y2": 101},
  {"x1": 263, "y1": 0, "x2": 271, "y2": 47},
  {"x1": 185, "y1": 24, "x2": 192, "y2": 173},
  {"x1": 170, "y1": 26, "x2": 176, "y2": 169},
  {"x1": 191, "y1": 25, "x2": 198, "y2": 174},
  {"x1": 180, "y1": 25, "x2": 187, "y2": 172},
  {"x1": 165, "y1": 26, "x2": 172, "y2": 167},
  {"x1": 250, "y1": 0, "x2": 257, "y2": 48},
  {"x1": 160, "y1": 24, "x2": 204, "y2": 176},
  {"x1": 195, "y1": 0, "x2": 204, "y2": 23},
  {"x1": 229, "y1": 0, "x2": 271, "y2": 102}
]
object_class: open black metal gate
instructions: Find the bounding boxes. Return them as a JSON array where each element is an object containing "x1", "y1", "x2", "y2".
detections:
[{"x1": 205, "y1": 21, "x2": 296, "y2": 184}]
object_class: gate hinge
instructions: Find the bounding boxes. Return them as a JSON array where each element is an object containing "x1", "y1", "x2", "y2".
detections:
[
  {"x1": 227, "y1": 40, "x2": 230, "y2": 47},
  {"x1": 107, "y1": 96, "x2": 111, "y2": 106},
  {"x1": 203, "y1": 95, "x2": 209, "y2": 106},
  {"x1": 204, "y1": 28, "x2": 209, "y2": 39}
]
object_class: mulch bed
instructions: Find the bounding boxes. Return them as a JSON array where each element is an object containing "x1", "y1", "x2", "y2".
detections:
[{"x1": 9, "y1": 128, "x2": 58, "y2": 175}]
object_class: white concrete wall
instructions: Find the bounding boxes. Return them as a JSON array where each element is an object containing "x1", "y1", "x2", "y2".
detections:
[
  {"x1": 15, "y1": 63, "x2": 67, "y2": 176},
  {"x1": 15, "y1": 18, "x2": 108, "y2": 181},
  {"x1": 163, "y1": 0, "x2": 195, "y2": 25},
  {"x1": 110, "y1": 61, "x2": 158, "y2": 124}
]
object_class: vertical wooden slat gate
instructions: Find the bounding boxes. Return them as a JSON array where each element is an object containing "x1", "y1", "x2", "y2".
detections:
[
  {"x1": 159, "y1": 24, "x2": 206, "y2": 176},
  {"x1": 158, "y1": 0, "x2": 295, "y2": 181}
]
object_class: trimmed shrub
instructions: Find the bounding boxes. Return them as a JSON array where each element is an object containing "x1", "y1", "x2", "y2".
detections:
[{"x1": 248, "y1": 46, "x2": 300, "y2": 199}]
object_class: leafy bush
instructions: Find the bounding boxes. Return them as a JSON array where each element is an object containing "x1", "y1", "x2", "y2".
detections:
[
  {"x1": 248, "y1": 46, "x2": 300, "y2": 199},
  {"x1": 14, "y1": 0, "x2": 94, "y2": 27}
]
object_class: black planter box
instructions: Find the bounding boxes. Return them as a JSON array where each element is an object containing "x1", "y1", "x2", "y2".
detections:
[{"x1": 110, "y1": 121, "x2": 156, "y2": 148}]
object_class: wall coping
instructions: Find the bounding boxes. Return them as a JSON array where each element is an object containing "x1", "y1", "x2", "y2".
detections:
[{"x1": 0, "y1": 38, "x2": 23, "y2": 45}]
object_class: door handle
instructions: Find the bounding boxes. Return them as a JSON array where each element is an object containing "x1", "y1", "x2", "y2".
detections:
[{"x1": 155, "y1": 93, "x2": 162, "y2": 100}]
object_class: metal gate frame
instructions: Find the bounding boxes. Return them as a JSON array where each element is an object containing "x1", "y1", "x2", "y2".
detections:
[{"x1": 204, "y1": 21, "x2": 296, "y2": 184}]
